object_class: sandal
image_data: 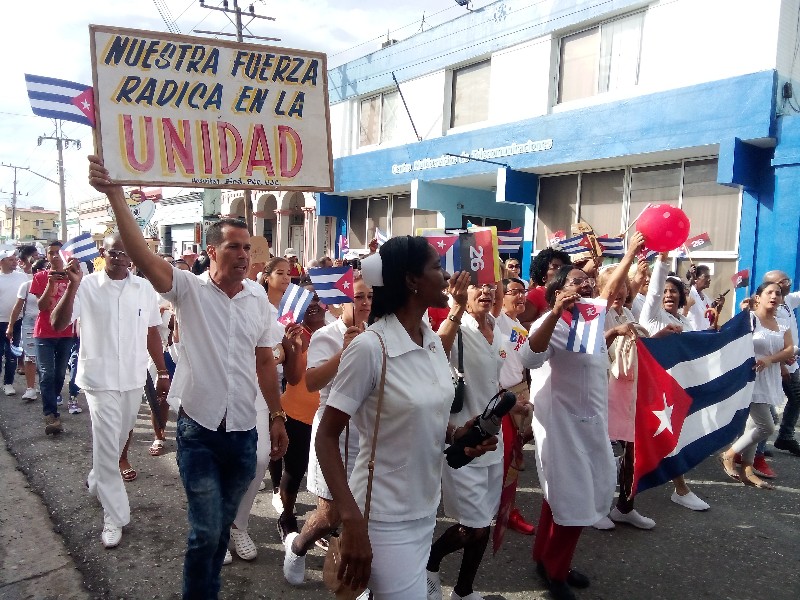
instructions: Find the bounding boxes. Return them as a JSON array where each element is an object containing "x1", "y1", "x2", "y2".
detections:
[
  {"x1": 742, "y1": 472, "x2": 774, "y2": 490},
  {"x1": 719, "y1": 453, "x2": 739, "y2": 480},
  {"x1": 149, "y1": 439, "x2": 165, "y2": 456},
  {"x1": 121, "y1": 468, "x2": 137, "y2": 482}
]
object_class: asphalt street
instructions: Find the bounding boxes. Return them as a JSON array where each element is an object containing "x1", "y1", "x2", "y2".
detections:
[{"x1": 0, "y1": 374, "x2": 798, "y2": 600}]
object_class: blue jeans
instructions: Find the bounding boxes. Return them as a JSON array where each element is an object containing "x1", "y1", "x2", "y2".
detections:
[
  {"x1": 0, "y1": 320, "x2": 21, "y2": 385},
  {"x1": 36, "y1": 337, "x2": 73, "y2": 417},
  {"x1": 68, "y1": 337, "x2": 80, "y2": 397},
  {"x1": 778, "y1": 370, "x2": 800, "y2": 441},
  {"x1": 176, "y1": 413, "x2": 257, "y2": 599}
]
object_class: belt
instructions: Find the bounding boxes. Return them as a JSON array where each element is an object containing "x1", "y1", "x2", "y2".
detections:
[{"x1": 179, "y1": 407, "x2": 227, "y2": 432}]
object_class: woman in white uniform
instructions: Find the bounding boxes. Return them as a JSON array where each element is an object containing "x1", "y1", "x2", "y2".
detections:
[
  {"x1": 317, "y1": 236, "x2": 496, "y2": 600},
  {"x1": 720, "y1": 282, "x2": 793, "y2": 489},
  {"x1": 283, "y1": 275, "x2": 372, "y2": 585},
  {"x1": 639, "y1": 253, "x2": 709, "y2": 511},
  {"x1": 520, "y1": 233, "x2": 643, "y2": 600}
]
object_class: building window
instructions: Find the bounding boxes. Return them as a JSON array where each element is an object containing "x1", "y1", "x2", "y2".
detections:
[
  {"x1": 35, "y1": 219, "x2": 45, "y2": 226},
  {"x1": 359, "y1": 91, "x2": 401, "y2": 147},
  {"x1": 367, "y1": 196, "x2": 389, "y2": 242},
  {"x1": 681, "y1": 159, "x2": 740, "y2": 252},
  {"x1": 348, "y1": 198, "x2": 368, "y2": 249},
  {"x1": 391, "y1": 194, "x2": 413, "y2": 237},
  {"x1": 557, "y1": 11, "x2": 645, "y2": 103},
  {"x1": 535, "y1": 174, "x2": 578, "y2": 249},
  {"x1": 578, "y1": 169, "x2": 626, "y2": 237},
  {"x1": 450, "y1": 60, "x2": 491, "y2": 128}
]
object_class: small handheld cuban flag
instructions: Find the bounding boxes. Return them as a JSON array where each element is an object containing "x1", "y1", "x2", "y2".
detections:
[
  {"x1": 308, "y1": 266, "x2": 355, "y2": 304},
  {"x1": 677, "y1": 232, "x2": 712, "y2": 257},
  {"x1": 25, "y1": 74, "x2": 95, "y2": 127},
  {"x1": 338, "y1": 235, "x2": 349, "y2": 257},
  {"x1": 61, "y1": 233, "x2": 100, "y2": 263},
  {"x1": 564, "y1": 298, "x2": 606, "y2": 354},
  {"x1": 557, "y1": 234, "x2": 590, "y2": 256},
  {"x1": 424, "y1": 233, "x2": 461, "y2": 273},
  {"x1": 497, "y1": 227, "x2": 523, "y2": 253},
  {"x1": 278, "y1": 283, "x2": 314, "y2": 325},
  {"x1": 375, "y1": 228, "x2": 389, "y2": 247},
  {"x1": 595, "y1": 236, "x2": 624, "y2": 258},
  {"x1": 636, "y1": 246, "x2": 659, "y2": 262}
]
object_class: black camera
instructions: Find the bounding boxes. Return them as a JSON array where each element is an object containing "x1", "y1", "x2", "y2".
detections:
[{"x1": 444, "y1": 390, "x2": 516, "y2": 469}]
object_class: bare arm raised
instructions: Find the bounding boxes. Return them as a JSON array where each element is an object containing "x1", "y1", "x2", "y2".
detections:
[{"x1": 88, "y1": 155, "x2": 173, "y2": 292}]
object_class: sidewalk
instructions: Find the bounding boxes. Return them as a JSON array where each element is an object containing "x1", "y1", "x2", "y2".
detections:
[{"x1": 0, "y1": 428, "x2": 90, "y2": 600}]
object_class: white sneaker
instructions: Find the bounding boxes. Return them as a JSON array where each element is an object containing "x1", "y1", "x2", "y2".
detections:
[
  {"x1": 230, "y1": 527, "x2": 257, "y2": 560},
  {"x1": 22, "y1": 388, "x2": 37, "y2": 400},
  {"x1": 592, "y1": 515, "x2": 616, "y2": 530},
  {"x1": 609, "y1": 507, "x2": 655, "y2": 529},
  {"x1": 223, "y1": 549, "x2": 232, "y2": 565},
  {"x1": 426, "y1": 569, "x2": 442, "y2": 600},
  {"x1": 671, "y1": 491, "x2": 710, "y2": 511},
  {"x1": 101, "y1": 522, "x2": 122, "y2": 548},
  {"x1": 4, "y1": 384, "x2": 15, "y2": 396},
  {"x1": 283, "y1": 532, "x2": 305, "y2": 585},
  {"x1": 451, "y1": 592, "x2": 484, "y2": 600},
  {"x1": 68, "y1": 398, "x2": 82, "y2": 414},
  {"x1": 271, "y1": 491, "x2": 284, "y2": 515}
]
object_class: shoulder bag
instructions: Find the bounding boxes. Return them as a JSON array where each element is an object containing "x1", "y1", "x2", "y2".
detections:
[
  {"x1": 450, "y1": 329, "x2": 465, "y2": 413},
  {"x1": 323, "y1": 331, "x2": 387, "y2": 600}
]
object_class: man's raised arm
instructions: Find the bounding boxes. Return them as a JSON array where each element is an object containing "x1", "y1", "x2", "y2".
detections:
[{"x1": 87, "y1": 155, "x2": 173, "y2": 293}]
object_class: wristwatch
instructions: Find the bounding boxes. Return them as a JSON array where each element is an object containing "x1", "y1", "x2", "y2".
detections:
[{"x1": 269, "y1": 409, "x2": 287, "y2": 424}]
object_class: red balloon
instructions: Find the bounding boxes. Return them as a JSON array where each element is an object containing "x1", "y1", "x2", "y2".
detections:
[{"x1": 636, "y1": 204, "x2": 690, "y2": 252}]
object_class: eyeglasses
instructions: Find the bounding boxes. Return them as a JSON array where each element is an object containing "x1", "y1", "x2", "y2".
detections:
[
  {"x1": 106, "y1": 250, "x2": 129, "y2": 259},
  {"x1": 565, "y1": 277, "x2": 595, "y2": 288},
  {"x1": 469, "y1": 284, "x2": 497, "y2": 292},
  {"x1": 506, "y1": 263, "x2": 521, "y2": 269},
  {"x1": 504, "y1": 289, "x2": 526, "y2": 296}
]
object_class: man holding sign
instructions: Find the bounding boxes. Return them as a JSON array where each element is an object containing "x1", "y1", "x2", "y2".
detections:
[{"x1": 88, "y1": 155, "x2": 287, "y2": 598}]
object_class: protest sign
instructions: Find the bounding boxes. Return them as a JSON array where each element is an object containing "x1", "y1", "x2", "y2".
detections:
[{"x1": 89, "y1": 25, "x2": 333, "y2": 191}]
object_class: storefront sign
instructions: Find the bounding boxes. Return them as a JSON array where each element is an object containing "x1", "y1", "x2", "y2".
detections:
[
  {"x1": 391, "y1": 139, "x2": 552, "y2": 175},
  {"x1": 90, "y1": 25, "x2": 333, "y2": 191}
]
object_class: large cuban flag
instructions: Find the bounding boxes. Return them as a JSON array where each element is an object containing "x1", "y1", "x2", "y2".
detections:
[
  {"x1": 632, "y1": 310, "x2": 755, "y2": 495},
  {"x1": 308, "y1": 266, "x2": 355, "y2": 304},
  {"x1": 25, "y1": 74, "x2": 95, "y2": 127}
]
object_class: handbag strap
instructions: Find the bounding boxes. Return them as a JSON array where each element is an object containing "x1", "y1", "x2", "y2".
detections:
[
  {"x1": 457, "y1": 329, "x2": 464, "y2": 375},
  {"x1": 363, "y1": 330, "x2": 388, "y2": 519}
]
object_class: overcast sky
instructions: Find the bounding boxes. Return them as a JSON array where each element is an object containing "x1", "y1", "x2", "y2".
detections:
[{"x1": 0, "y1": 0, "x2": 494, "y2": 215}]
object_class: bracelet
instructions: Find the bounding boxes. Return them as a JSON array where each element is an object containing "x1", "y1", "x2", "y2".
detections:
[
  {"x1": 157, "y1": 374, "x2": 171, "y2": 380},
  {"x1": 447, "y1": 314, "x2": 461, "y2": 324}
]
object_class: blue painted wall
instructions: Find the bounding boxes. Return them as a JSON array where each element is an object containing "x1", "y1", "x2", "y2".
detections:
[{"x1": 412, "y1": 180, "x2": 524, "y2": 230}]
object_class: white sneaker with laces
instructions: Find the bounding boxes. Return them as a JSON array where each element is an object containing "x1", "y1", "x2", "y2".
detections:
[
  {"x1": 4, "y1": 384, "x2": 15, "y2": 396},
  {"x1": 592, "y1": 515, "x2": 615, "y2": 530},
  {"x1": 223, "y1": 549, "x2": 233, "y2": 565},
  {"x1": 230, "y1": 527, "x2": 257, "y2": 560},
  {"x1": 101, "y1": 522, "x2": 122, "y2": 548},
  {"x1": 22, "y1": 388, "x2": 37, "y2": 400},
  {"x1": 670, "y1": 490, "x2": 710, "y2": 511},
  {"x1": 426, "y1": 569, "x2": 442, "y2": 600},
  {"x1": 609, "y1": 507, "x2": 655, "y2": 529},
  {"x1": 283, "y1": 532, "x2": 305, "y2": 585},
  {"x1": 271, "y1": 491, "x2": 284, "y2": 515}
]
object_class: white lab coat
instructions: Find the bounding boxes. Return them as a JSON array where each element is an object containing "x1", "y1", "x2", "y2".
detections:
[{"x1": 520, "y1": 313, "x2": 616, "y2": 526}]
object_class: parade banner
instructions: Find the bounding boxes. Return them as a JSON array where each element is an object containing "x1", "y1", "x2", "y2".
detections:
[{"x1": 89, "y1": 25, "x2": 333, "y2": 191}]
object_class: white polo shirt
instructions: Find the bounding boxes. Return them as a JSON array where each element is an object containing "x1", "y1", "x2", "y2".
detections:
[
  {"x1": 326, "y1": 313, "x2": 453, "y2": 522},
  {"x1": 162, "y1": 268, "x2": 278, "y2": 432},
  {"x1": 71, "y1": 271, "x2": 161, "y2": 392},
  {"x1": 448, "y1": 311, "x2": 504, "y2": 468},
  {"x1": 0, "y1": 270, "x2": 30, "y2": 322}
]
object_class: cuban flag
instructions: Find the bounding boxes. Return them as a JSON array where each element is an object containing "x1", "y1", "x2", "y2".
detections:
[
  {"x1": 632, "y1": 311, "x2": 755, "y2": 495},
  {"x1": 25, "y1": 74, "x2": 95, "y2": 127},
  {"x1": 375, "y1": 228, "x2": 389, "y2": 247},
  {"x1": 61, "y1": 233, "x2": 100, "y2": 262},
  {"x1": 338, "y1": 235, "x2": 349, "y2": 258},
  {"x1": 595, "y1": 236, "x2": 624, "y2": 258},
  {"x1": 636, "y1": 246, "x2": 659, "y2": 262},
  {"x1": 308, "y1": 266, "x2": 355, "y2": 304},
  {"x1": 278, "y1": 283, "x2": 314, "y2": 325},
  {"x1": 557, "y1": 234, "x2": 590, "y2": 256},
  {"x1": 497, "y1": 227, "x2": 523, "y2": 253},
  {"x1": 548, "y1": 230, "x2": 566, "y2": 246},
  {"x1": 564, "y1": 298, "x2": 606, "y2": 354},
  {"x1": 424, "y1": 234, "x2": 461, "y2": 273}
]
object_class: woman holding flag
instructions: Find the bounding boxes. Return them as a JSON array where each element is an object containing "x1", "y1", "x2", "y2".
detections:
[{"x1": 519, "y1": 232, "x2": 644, "y2": 600}]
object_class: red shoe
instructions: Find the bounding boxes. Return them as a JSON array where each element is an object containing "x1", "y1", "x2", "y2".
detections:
[
  {"x1": 753, "y1": 455, "x2": 776, "y2": 479},
  {"x1": 508, "y1": 508, "x2": 535, "y2": 535}
]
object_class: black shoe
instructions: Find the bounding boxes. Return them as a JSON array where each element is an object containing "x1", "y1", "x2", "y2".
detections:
[
  {"x1": 762, "y1": 448, "x2": 774, "y2": 458},
  {"x1": 547, "y1": 579, "x2": 577, "y2": 600},
  {"x1": 566, "y1": 569, "x2": 590, "y2": 589},
  {"x1": 536, "y1": 561, "x2": 549, "y2": 582},
  {"x1": 774, "y1": 438, "x2": 800, "y2": 456},
  {"x1": 277, "y1": 514, "x2": 299, "y2": 542}
]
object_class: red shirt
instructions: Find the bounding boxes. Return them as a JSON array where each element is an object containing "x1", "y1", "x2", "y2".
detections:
[
  {"x1": 526, "y1": 286, "x2": 549, "y2": 314},
  {"x1": 427, "y1": 307, "x2": 450, "y2": 332},
  {"x1": 29, "y1": 270, "x2": 74, "y2": 338}
]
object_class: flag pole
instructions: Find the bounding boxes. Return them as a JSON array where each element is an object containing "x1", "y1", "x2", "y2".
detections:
[
  {"x1": 619, "y1": 203, "x2": 652, "y2": 238},
  {"x1": 682, "y1": 244, "x2": 695, "y2": 267}
]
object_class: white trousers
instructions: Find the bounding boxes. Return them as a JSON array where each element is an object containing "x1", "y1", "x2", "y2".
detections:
[
  {"x1": 233, "y1": 409, "x2": 271, "y2": 530},
  {"x1": 85, "y1": 389, "x2": 141, "y2": 527},
  {"x1": 368, "y1": 514, "x2": 436, "y2": 600}
]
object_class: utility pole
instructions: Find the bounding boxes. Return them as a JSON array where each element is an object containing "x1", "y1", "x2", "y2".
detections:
[
  {"x1": 1, "y1": 163, "x2": 58, "y2": 241},
  {"x1": 196, "y1": 0, "x2": 279, "y2": 235},
  {"x1": 37, "y1": 121, "x2": 81, "y2": 241}
]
